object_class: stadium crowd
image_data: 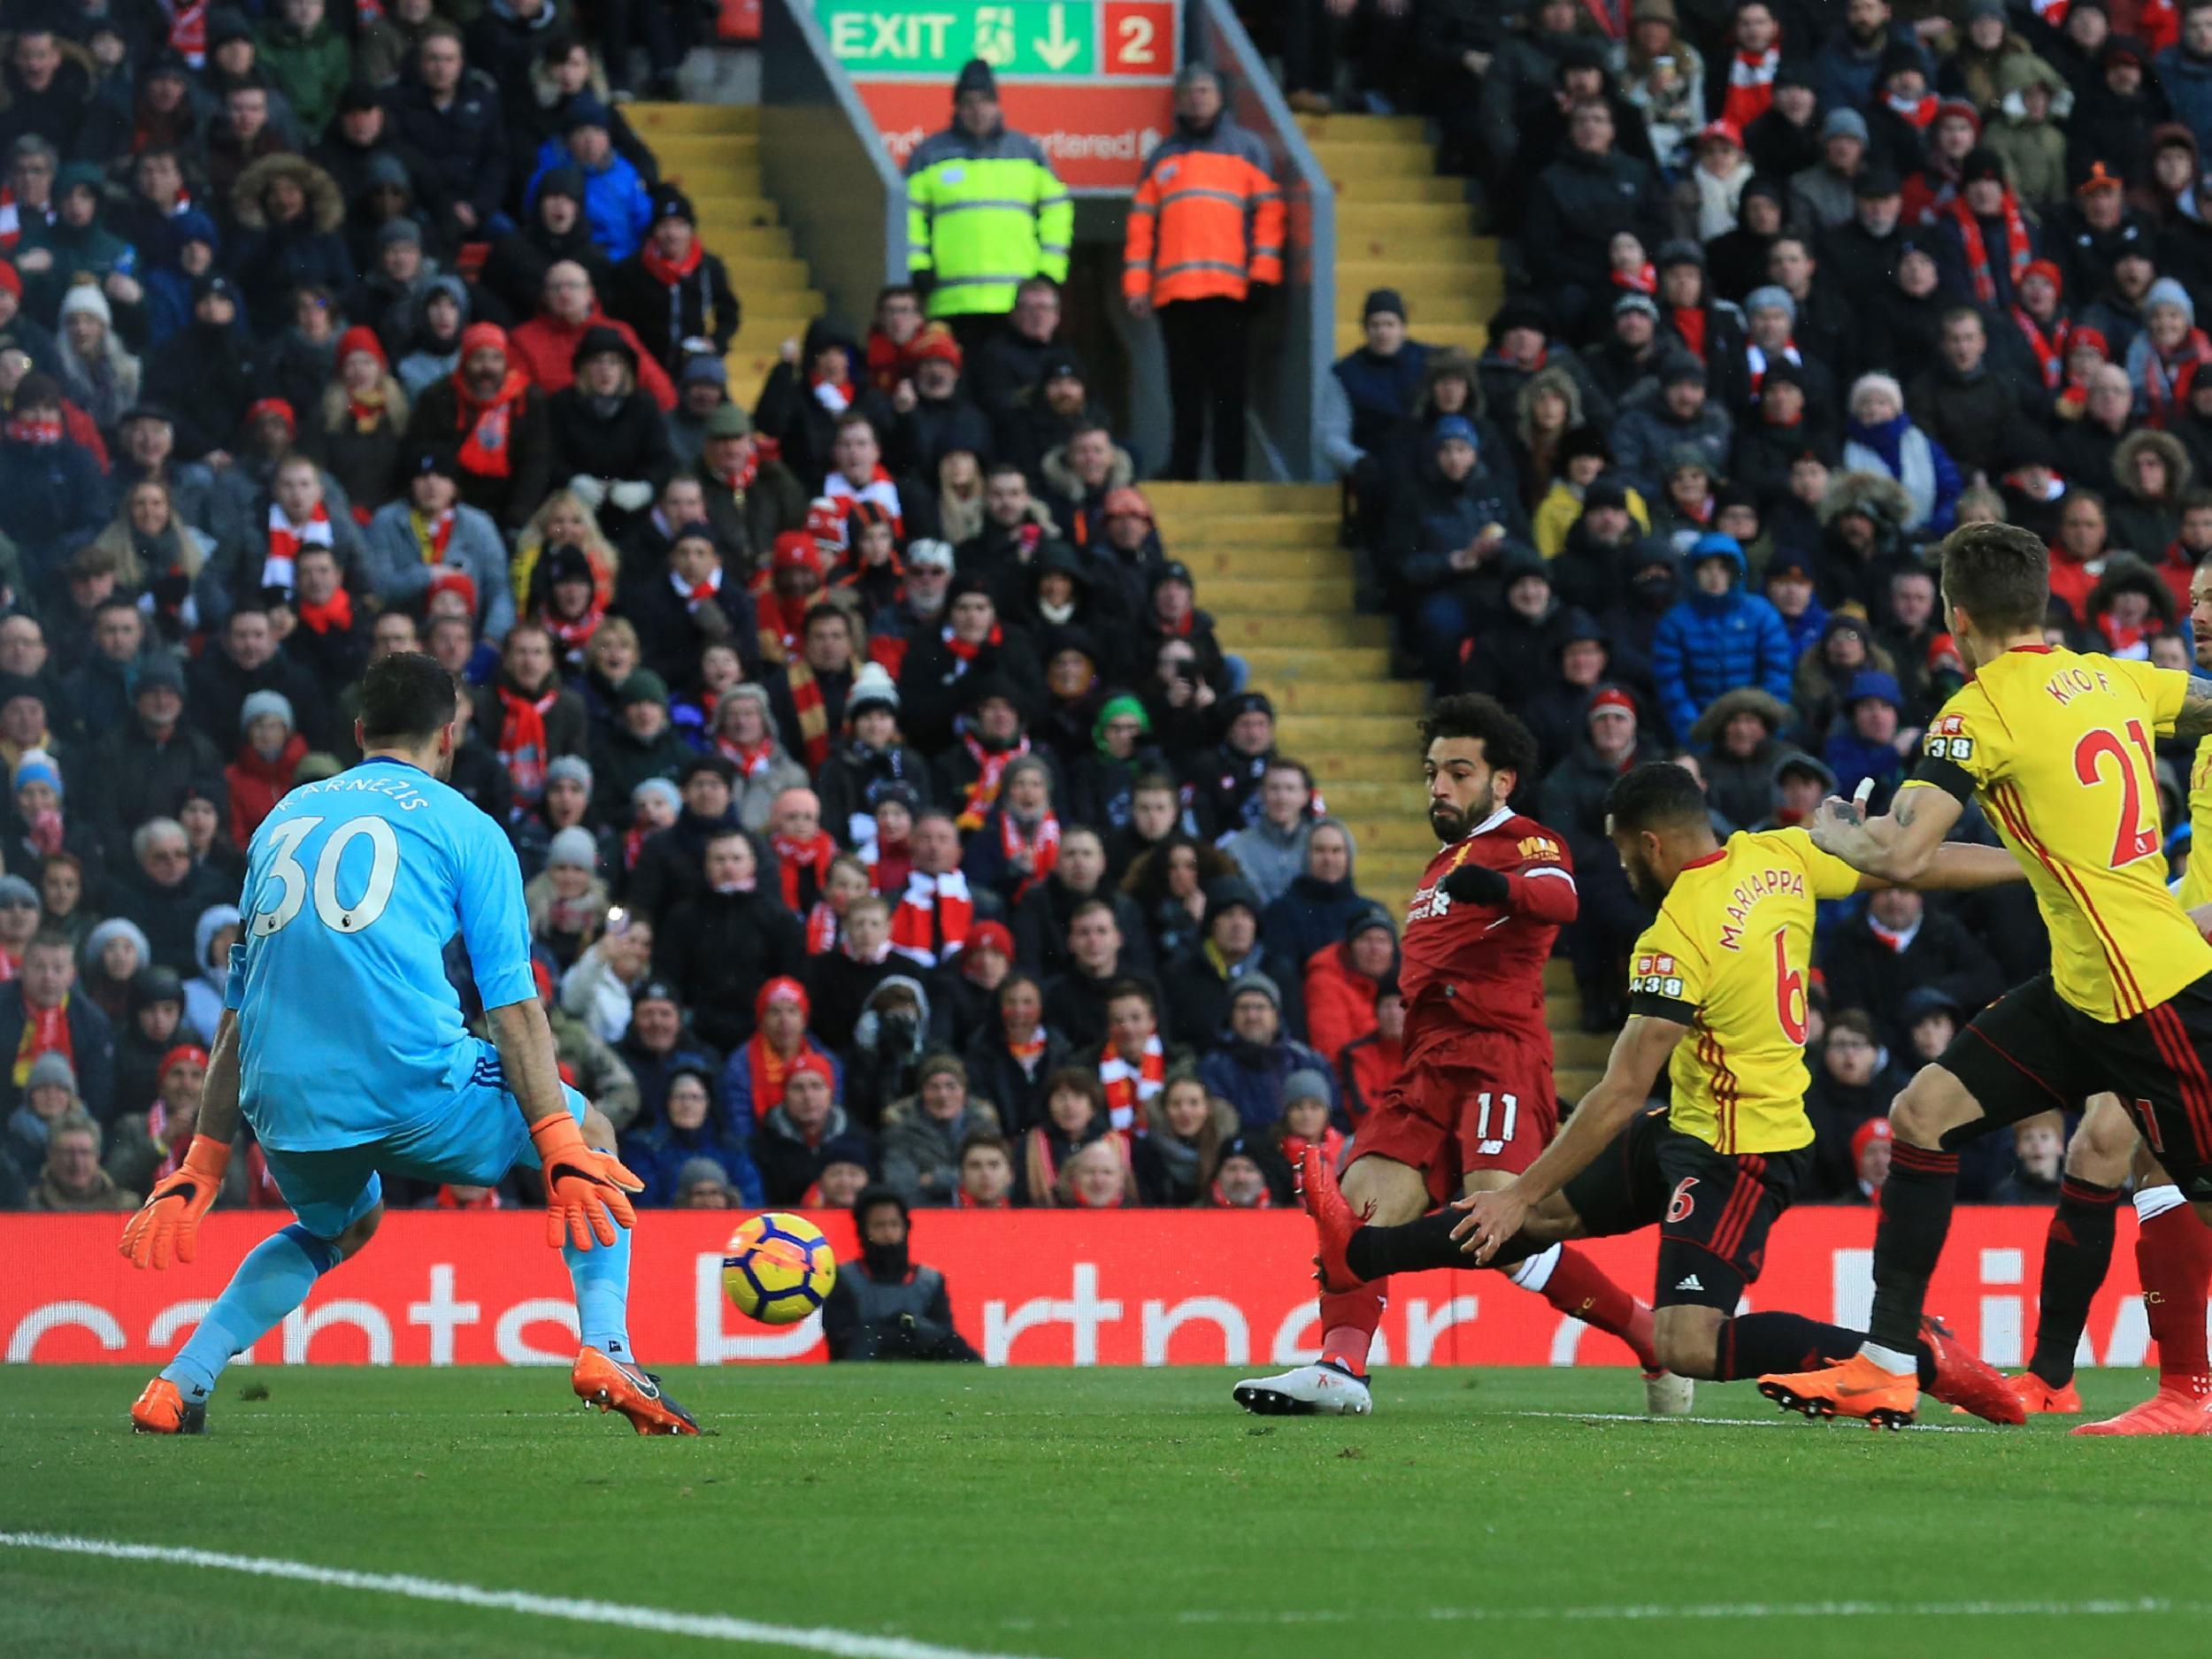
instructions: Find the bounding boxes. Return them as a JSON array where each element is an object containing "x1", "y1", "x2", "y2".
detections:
[{"x1": 0, "y1": 0, "x2": 2170, "y2": 1225}]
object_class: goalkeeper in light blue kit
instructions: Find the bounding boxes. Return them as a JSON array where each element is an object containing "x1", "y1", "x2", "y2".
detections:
[{"x1": 124, "y1": 652, "x2": 697, "y2": 1435}]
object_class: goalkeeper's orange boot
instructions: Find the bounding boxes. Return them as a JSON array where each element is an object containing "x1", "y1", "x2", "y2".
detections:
[
  {"x1": 130, "y1": 1376, "x2": 207, "y2": 1435},
  {"x1": 1759, "y1": 1350, "x2": 1919, "y2": 1430},
  {"x1": 2072, "y1": 1379, "x2": 2212, "y2": 1436},
  {"x1": 1917, "y1": 1315, "x2": 2025, "y2": 1425},
  {"x1": 1298, "y1": 1143, "x2": 1366, "y2": 1294},
  {"x1": 572, "y1": 1346, "x2": 698, "y2": 1435}
]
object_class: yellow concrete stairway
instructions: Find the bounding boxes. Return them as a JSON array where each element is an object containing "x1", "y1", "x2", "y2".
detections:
[
  {"x1": 626, "y1": 102, "x2": 827, "y2": 411},
  {"x1": 1298, "y1": 112, "x2": 1502, "y2": 360}
]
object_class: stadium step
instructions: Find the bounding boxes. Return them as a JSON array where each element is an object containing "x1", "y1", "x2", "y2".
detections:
[
  {"x1": 1150, "y1": 512, "x2": 1341, "y2": 548},
  {"x1": 1146, "y1": 482, "x2": 1338, "y2": 513},
  {"x1": 1216, "y1": 615, "x2": 1389, "y2": 650},
  {"x1": 1317, "y1": 119, "x2": 1496, "y2": 356},
  {"x1": 632, "y1": 100, "x2": 834, "y2": 409}
]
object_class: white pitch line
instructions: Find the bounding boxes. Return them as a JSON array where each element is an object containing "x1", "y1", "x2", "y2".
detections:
[
  {"x1": 1162, "y1": 1595, "x2": 2204, "y2": 1628},
  {"x1": 0, "y1": 1532, "x2": 1042, "y2": 1659},
  {"x1": 1499, "y1": 1409, "x2": 1993, "y2": 1433}
]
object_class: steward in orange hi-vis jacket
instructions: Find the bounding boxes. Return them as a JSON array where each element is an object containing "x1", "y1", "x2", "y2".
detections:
[{"x1": 1123, "y1": 66, "x2": 1286, "y2": 483}]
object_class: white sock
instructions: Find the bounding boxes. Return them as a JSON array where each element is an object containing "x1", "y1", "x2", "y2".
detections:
[
  {"x1": 1508, "y1": 1242, "x2": 1562, "y2": 1293},
  {"x1": 2135, "y1": 1183, "x2": 2186, "y2": 1225},
  {"x1": 1861, "y1": 1340, "x2": 1917, "y2": 1376}
]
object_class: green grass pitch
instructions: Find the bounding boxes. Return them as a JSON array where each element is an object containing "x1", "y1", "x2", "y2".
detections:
[{"x1": 3, "y1": 1365, "x2": 2207, "y2": 1659}]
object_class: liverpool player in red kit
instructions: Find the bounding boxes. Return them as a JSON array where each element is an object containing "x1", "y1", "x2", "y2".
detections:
[{"x1": 1234, "y1": 695, "x2": 1673, "y2": 1416}]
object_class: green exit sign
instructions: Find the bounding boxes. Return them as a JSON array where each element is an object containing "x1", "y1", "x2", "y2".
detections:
[{"x1": 815, "y1": 1, "x2": 1100, "y2": 79}]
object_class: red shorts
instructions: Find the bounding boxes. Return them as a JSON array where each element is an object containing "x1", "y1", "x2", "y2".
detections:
[{"x1": 1351, "y1": 1033, "x2": 1558, "y2": 1204}]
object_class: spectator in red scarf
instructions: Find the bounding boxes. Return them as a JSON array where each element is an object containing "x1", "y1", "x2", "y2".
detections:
[
  {"x1": 1272, "y1": 1070, "x2": 1346, "y2": 1175},
  {"x1": 0, "y1": 931, "x2": 112, "y2": 1122},
  {"x1": 510, "y1": 259, "x2": 676, "y2": 410},
  {"x1": 751, "y1": 529, "x2": 823, "y2": 669},
  {"x1": 723, "y1": 973, "x2": 843, "y2": 1127},
  {"x1": 404, "y1": 321, "x2": 554, "y2": 532},
  {"x1": 362, "y1": 448, "x2": 516, "y2": 643},
  {"x1": 471, "y1": 622, "x2": 588, "y2": 824},
  {"x1": 888, "y1": 809, "x2": 975, "y2": 969},
  {"x1": 769, "y1": 785, "x2": 838, "y2": 914},
  {"x1": 283, "y1": 544, "x2": 371, "y2": 702},
  {"x1": 627, "y1": 520, "x2": 757, "y2": 687},
  {"x1": 765, "y1": 596, "x2": 864, "y2": 773},
  {"x1": 608, "y1": 185, "x2": 738, "y2": 380},
  {"x1": 898, "y1": 579, "x2": 1042, "y2": 753},
  {"x1": 959, "y1": 754, "x2": 1060, "y2": 909},
  {"x1": 526, "y1": 541, "x2": 608, "y2": 675},
  {"x1": 1933, "y1": 149, "x2": 2037, "y2": 312},
  {"x1": 102, "y1": 1041, "x2": 226, "y2": 1200},
  {"x1": 1091, "y1": 977, "x2": 1185, "y2": 1140},
  {"x1": 753, "y1": 1053, "x2": 868, "y2": 1204}
]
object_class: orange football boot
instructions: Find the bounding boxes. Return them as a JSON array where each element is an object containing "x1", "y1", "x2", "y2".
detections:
[
  {"x1": 130, "y1": 1376, "x2": 207, "y2": 1435},
  {"x1": 1759, "y1": 1351, "x2": 1920, "y2": 1430},
  {"x1": 572, "y1": 1346, "x2": 699, "y2": 1435},
  {"x1": 1958, "y1": 1373, "x2": 2082, "y2": 1417},
  {"x1": 2072, "y1": 1380, "x2": 2212, "y2": 1436}
]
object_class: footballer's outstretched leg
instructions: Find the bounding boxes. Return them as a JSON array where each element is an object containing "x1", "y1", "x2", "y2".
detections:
[{"x1": 134, "y1": 1206, "x2": 382, "y2": 1434}]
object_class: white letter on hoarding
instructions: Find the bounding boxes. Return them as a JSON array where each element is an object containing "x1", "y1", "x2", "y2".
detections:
[
  {"x1": 1548, "y1": 1313, "x2": 1587, "y2": 1367},
  {"x1": 1406, "y1": 1296, "x2": 1480, "y2": 1367},
  {"x1": 2100, "y1": 1295, "x2": 2150, "y2": 1367},
  {"x1": 5, "y1": 1301, "x2": 124, "y2": 1362},
  {"x1": 1140, "y1": 1297, "x2": 1249, "y2": 1366},
  {"x1": 281, "y1": 1301, "x2": 394, "y2": 1364},
  {"x1": 694, "y1": 1253, "x2": 821, "y2": 1362},
  {"x1": 982, "y1": 1263, "x2": 1123, "y2": 1365},
  {"x1": 1832, "y1": 1247, "x2": 1874, "y2": 1331},
  {"x1": 1979, "y1": 1248, "x2": 2024, "y2": 1367},
  {"x1": 1270, "y1": 1304, "x2": 1389, "y2": 1368},
  {"x1": 148, "y1": 1299, "x2": 255, "y2": 1364},
  {"x1": 494, "y1": 1299, "x2": 578, "y2": 1365},
  {"x1": 407, "y1": 1265, "x2": 482, "y2": 1366}
]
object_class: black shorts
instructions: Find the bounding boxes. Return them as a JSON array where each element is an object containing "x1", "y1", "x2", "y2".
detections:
[
  {"x1": 1559, "y1": 1104, "x2": 1814, "y2": 1310},
  {"x1": 1937, "y1": 972, "x2": 2212, "y2": 1200}
]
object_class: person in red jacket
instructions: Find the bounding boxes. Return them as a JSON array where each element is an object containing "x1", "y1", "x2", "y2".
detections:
[
  {"x1": 1302, "y1": 904, "x2": 1399, "y2": 1072},
  {"x1": 223, "y1": 688, "x2": 309, "y2": 843},
  {"x1": 509, "y1": 260, "x2": 676, "y2": 411},
  {"x1": 1337, "y1": 972, "x2": 1404, "y2": 1132},
  {"x1": 1122, "y1": 65, "x2": 1283, "y2": 481}
]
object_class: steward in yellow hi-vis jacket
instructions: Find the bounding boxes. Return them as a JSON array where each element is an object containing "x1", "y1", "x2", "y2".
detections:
[
  {"x1": 904, "y1": 58, "x2": 1072, "y2": 331},
  {"x1": 1122, "y1": 66, "x2": 1285, "y2": 481}
]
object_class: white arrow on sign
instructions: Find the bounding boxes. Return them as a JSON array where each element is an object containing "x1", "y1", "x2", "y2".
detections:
[{"x1": 1035, "y1": 2, "x2": 1081, "y2": 69}]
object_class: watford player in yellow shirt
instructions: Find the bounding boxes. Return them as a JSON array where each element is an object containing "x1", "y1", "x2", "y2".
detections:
[
  {"x1": 1299, "y1": 763, "x2": 2025, "y2": 1420},
  {"x1": 1764, "y1": 522, "x2": 2212, "y2": 1428}
]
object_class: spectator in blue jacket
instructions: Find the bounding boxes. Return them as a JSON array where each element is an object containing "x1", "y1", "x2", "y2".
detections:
[
  {"x1": 616, "y1": 1058, "x2": 763, "y2": 1206},
  {"x1": 1823, "y1": 668, "x2": 1912, "y2": 812},
  {"x1": 1196, "y1": 975, "x2": 1333, "y2": 1131},
  {"x1": 530, "y1": 96, "x2": 652, "y2": 265},
  {"x1": 1651, "y1": 532, "x2": 1793, "y2": 744}
]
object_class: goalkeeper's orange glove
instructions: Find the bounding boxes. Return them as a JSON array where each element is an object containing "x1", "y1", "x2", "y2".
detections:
[
  {"x1": 119, "y1": 1133, "x2": 233, "y2": 1270},
  {"x1": 532, "y1": 1113, "x2": 642, "y2": 1250}
]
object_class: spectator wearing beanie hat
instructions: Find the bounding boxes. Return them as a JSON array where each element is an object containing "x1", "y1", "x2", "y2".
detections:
[
  {"x1": 816, "y1": 662, "x2": 933, "y2": 850},
  {"x1": 1931, "y1": 147, "x2": 2038, "y2": 313},
  {"x1": 223, "y1": 688, "x2": 308, "y2": 843},
  {"x1": 608, "y1": 184, "x2": 739, "y2": 377},
  {"x1": 546, "y1": 324, "x2": 679, "y2": 544},
  {"x1": 1195, "y1": 971, "x2": 1332, "y2": 1131},
  {"x1": 480, "y1": 162, "x2": 615, "y2": 324},
  {"x1": 317, "y1": 322, "x2": 411, "y2": 515},
  {"x1": 403, "y1": 319, "x2": 556, "y2": 533}
]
